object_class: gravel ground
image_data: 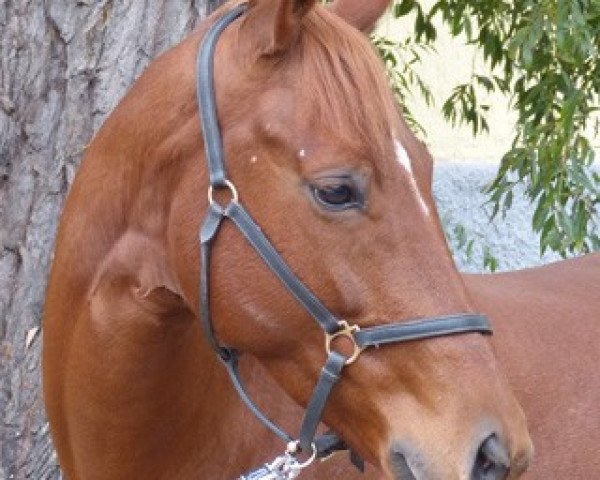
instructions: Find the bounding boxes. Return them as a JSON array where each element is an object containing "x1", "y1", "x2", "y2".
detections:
[{"x1": 433, "y1": 161, "x2": 562, "y2": 273}]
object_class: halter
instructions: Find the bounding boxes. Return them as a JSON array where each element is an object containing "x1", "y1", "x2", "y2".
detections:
[{"x1": 196, "y1": 5, "x2": 492, "y2": 479}]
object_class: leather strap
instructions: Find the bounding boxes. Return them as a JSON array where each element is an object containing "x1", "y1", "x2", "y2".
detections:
[
  {"x1": 197, "y1": 5, "x2": 248, "y2": 187},
  {"x1": 199, "y1": 205, "x2": 228, "y2": 358},
  {"x1": 226, "y1": 202, "x2": 340, "y2": 334},
  {"x1": 298, "y1": 352, "x2": 346, "y2": 452},
  {"x1": 199, "y1": 202, "x2": 348, "y2": 453},
  {"x1": 355, "y1": 314, "x2": 492, "y2": 348},
  {"x1": 222, "y1": 350, "x2": 293, "y2": 444}
]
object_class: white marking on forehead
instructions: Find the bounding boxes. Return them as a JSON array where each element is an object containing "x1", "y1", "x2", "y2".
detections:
[
  {"x1": 394, "y1": 139, "x2": 430, "y2": 216},
  {"x1": 250, "y1": 155, "x2": 258, "y2": 164},
  {"x1": 298, "y1": 149, "x2": 306, "y2": 159}
]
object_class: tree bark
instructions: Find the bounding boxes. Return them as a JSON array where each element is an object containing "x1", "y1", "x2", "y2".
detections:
[{"x1": 0, "y1": 2, "x2": 223, "y2": 478}]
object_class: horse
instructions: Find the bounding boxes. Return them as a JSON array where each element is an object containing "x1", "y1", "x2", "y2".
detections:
[
  {"x1": 463, "y1": 256, "x2": 600, "y2": 478},
  {"x1": 41, "y1": 0, "x2": 541, "y2": 478}
]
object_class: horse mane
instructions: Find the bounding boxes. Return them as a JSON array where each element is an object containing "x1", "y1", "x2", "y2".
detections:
[{"x1": 297, "y1": 6, "x2": 402, "y2": 164}]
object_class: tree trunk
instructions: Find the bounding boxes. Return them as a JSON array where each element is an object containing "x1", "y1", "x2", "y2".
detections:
[{"x1": 0, "y1": 2, "x2": 223, "y2": 478}]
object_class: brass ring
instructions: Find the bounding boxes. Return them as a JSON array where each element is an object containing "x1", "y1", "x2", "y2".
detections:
[
  {"x1": 325, "y1": 320, "x2": 364, "y2": 365},
  {"x1": 208, "y1": 179, "x2": 239, "y2": 206}
]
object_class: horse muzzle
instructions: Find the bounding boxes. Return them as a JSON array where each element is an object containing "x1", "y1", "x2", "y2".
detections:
[{"x1": 388, "y1": 432, "x2": 532, "y2": 480}]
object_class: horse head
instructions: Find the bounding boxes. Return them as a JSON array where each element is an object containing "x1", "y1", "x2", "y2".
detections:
[
  {"x1": 161, "y1": 1, "x2": 535, "y2": 478},
  {"x1": 45, "y1": 0, "x2": 533, "y2": 478}
]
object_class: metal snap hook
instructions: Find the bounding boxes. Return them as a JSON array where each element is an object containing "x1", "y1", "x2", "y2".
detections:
[
  {"x1": 208, "y1": 179, "x2": 239, "y2": 207},
  {"x1": 325, "y1": 321, "x2": 365, "y2": 365}
]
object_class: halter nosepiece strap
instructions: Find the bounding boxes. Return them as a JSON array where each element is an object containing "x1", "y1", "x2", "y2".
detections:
[{"x1": 196, "y1": 5, "x2": 492, "y2": 478}]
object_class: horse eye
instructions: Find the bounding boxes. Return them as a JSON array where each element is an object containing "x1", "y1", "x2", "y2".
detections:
[{"x1": 311, "y1": 182, "x2": 362, "y2": 210}]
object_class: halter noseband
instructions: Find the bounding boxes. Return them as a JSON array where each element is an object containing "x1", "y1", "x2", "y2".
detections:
[{"x1": 196, "y1": 5, "x2": 492, "y2": 478}]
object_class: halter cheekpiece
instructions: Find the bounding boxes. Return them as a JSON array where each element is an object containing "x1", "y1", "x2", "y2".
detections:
[{"x1": 196, "y1": 5, "x2": 493, "y2": 479}]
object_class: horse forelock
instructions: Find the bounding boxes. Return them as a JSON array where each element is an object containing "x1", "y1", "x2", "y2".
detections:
[{"x1": 293, "y1": 7, "x2": 402, "y2": 164}]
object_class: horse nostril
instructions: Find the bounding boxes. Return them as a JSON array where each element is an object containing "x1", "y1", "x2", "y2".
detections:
[
  {"x1": 389, "y1": 449, "x2": 418, "y2": 480},
  {"x1": 472, "y1": 434, "x2": 510, "y2": 480}
]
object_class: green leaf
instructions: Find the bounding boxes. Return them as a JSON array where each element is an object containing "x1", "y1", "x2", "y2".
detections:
[
  {"x1": 373, "y1": 0, "x2": 600, "y2": 258},
  {"x1": 394, "y1": 0, "x2": 415, "y2": 18},
  {"x1": 483, "y1": 246, "x2": 499, "y2": 273},
  {"x1": 532, "y1": 195, "x2": 549, "y2": 232},
  {"x1": 466, "y1": 239, "x2": 475, "y2": 260}
]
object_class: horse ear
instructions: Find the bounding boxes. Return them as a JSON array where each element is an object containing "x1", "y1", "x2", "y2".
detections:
[
  {"x1": 243, "y1": 0, "x2": 317, "y2": 56},
  {"x1": 328, "y1": 0, "x2": 389, "y2": 33}
]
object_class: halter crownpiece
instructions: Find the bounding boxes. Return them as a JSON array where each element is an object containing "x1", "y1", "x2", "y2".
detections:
[{"x1": 196, "y1": 5, "x2": 493, "y2": 479}]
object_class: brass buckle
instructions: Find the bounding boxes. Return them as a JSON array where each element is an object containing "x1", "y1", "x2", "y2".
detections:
[
  {"x1": 208, "y1": 179, "x2": 239, "y2": 206},
  {"x1": 325, "y1": 321, "x2": 364, "y2": 366}
]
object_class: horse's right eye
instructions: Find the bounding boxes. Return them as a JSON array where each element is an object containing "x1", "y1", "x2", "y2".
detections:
[
  {"x1": 310, "y1": 178, "x2": 365, "y2": 211},
  {"x1": 314, "y1": 184, "x2": 355, "y2": 205}
]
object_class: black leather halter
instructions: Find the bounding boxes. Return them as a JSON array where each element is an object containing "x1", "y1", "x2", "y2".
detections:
[{"x1": 196, "y1": 4, "x2": 492, "y2": 477}]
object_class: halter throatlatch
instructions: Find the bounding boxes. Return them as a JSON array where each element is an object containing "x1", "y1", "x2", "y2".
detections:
[{"x1": 196, "y1": 5, "x2": 493, "y2": 479}]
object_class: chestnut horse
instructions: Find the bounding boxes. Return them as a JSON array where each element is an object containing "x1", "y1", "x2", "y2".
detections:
[{"x1": 42, "y1": 0, "x2": 595, "y2": 478}]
